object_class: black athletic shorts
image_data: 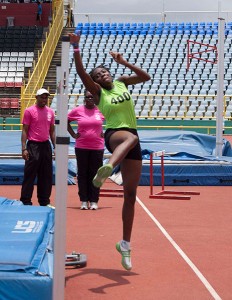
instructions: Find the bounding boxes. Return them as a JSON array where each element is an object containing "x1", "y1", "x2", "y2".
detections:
[{"x1": 104, "y1": 128, "x2": 142, "y2": 161}]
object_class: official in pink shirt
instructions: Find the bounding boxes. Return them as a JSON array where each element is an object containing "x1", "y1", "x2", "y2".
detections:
[
  {"x1": 68, "y1": 90, "x2": 104, "y2": 210},
  {"x1": 20, "y1": 88, "x2": 55, "y2": 206}
]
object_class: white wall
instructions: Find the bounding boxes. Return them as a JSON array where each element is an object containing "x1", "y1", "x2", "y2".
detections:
[{"x1": 73, "y1": 0, "x2": 232, "y2": 23}]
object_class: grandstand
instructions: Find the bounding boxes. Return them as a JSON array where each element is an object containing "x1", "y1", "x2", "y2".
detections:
[
  {"x1": 52, "y1": 21, "x2": 232, "y2": 127},
  {"x1": 0, "y1": 25, "x2": 43, "y2": 118},
  {"x1": 0, "y1": 2, "x2": 232, "y2": 134}
]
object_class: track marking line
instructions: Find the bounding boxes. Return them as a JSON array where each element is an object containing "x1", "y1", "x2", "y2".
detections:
[{"x1": 136, "y1": 196, "x2": 222, "y2": 300}]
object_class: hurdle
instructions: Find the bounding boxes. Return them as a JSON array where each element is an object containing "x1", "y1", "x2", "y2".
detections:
[
  {"x1": 99, "y1": 175, "x2": 124, "y2": 198},
  {"x1": 100, "y1": 188, "x2": 124, "y2": 198},
  {"x1": 149, "y1": 151, "x2": 200, "y2": 200}
]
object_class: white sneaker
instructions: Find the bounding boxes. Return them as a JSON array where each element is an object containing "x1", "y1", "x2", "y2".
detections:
[
  {"x1": 90, "y1": 202, "x2": 98, "y2": 210},
  {"x1": 47, "y1": 204, "x2": 55, "y2": 209},
  {"x1": 80, "y1": 202, "x2": 88, "y2": 210}
]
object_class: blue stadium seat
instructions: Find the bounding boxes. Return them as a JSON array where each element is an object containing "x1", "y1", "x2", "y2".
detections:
[
  {"x1": 96, "y1": 23, "x2": 102, "y2": 30},
  {"x1": 191, "y1": 29, "x2": 198, "y2": 35},
  {"x1": 170, "y1": 29, "x2": 177, "y2": 35},
  {"x1": 111, "y1": 22, "x2": 117, "y2": 28},
  {"x1": 117, "y1": 23, "x2": 124, "y2": 29},
  {"x1": 150, "y1": 23, "x2": 157, "y2": 29},
  {"x1": 110, "y1": 30, "x2": 117, "y2": 35},
  {"x1": 81, "y1": 30, "x2": 89, "y2": 35},
  {"x1": 96, "y1": 30, "x2": 102, "y2": 35},
  {"x1": 125, "y1": 30, "x2": 132, "y2": 35},
  {"x1": 131, "y1": 23, "x2": 137, "y2": 29},
  {"x1": 177, "y1": 29, "x2": 184, "y2": 35},
  {"x1": 144, "y1": 23, "x2": 150, "y2": 28},
  {"x1": 132, "y1": 30, "x2": 140, "y2": 35}
]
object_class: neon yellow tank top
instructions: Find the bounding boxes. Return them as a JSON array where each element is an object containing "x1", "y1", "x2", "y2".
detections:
[{"x1": 97, "y1": 80, "x2": 137, "y2": 129}]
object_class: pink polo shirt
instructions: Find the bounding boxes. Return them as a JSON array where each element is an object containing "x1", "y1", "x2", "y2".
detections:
[
  {"x1": 68, "y1": 105, "x2": 104, "y2": 150},
  {"x1": 22, "y1": 105, "x2": 55, "y2": 142}
]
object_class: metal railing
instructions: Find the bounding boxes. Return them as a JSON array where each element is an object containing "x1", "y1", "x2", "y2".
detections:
[
  {"x1": 1, "y1": 123, "x2": 232, "y2": 136},
  {"x1": 3, "y1": 93, "x2": 232, "y2": 134},
  {"x1": 20, "y1": 0, "x2": 64, "y2": 122}
]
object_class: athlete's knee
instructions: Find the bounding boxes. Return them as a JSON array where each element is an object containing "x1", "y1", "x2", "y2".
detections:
[
  {"x1": 124, "y1": 189, "x2": 137, "y2": 204},
  {"x1": 128, "y1": 134, "x2": 139, "y2": 147}
]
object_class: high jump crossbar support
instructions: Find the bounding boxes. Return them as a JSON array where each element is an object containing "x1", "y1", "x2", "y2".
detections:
[
  {"x1": 149, "y1": 151, "x2": 200, "y2": 200},
  {"x1": 53, "y1": 36, "x2": 70, "y2": 300}
]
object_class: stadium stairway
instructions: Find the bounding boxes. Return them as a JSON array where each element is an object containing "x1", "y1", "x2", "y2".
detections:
[
  {"x1": 0, "y1": 26, "x2": 73, "y2": 115},
  {"x1": 43, "y1": 27, "x2": 75, "y2": 99}
]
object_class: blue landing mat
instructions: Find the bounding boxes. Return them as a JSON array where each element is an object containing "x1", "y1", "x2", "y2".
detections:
[
  {"x1": 1, "y1": 130, "x2": 232, "y2": 186},
  {"x1": 0, "y1": 131, "x2": 76, "y2": 185},
  {"x1": 0, "y1": 159, "x2": 76, "y2": 185},
  {"x1": 140, "y1": 162, "x2": 232, "y2": 186},
  {"x1": 0, "y1": 197, "x2": 54, "y2": 300},
  {"x1": 138, "y1": 131, "x2": 232, "y2": 186}
]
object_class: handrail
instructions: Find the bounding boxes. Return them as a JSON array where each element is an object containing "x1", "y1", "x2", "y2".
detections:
[
  {"x1": 20, "y1": 0, "x2": 64, "y2": 122},
  {"x1": 19, "y1": 92, "x2": 232, "y2": 121}
]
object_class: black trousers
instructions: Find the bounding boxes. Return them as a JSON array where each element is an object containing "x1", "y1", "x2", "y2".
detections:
[
  {"x1": 75, "y1": 148, "x2": 104, "y2": 203},
  {"x1": 20, "y1": 140, "x2": 53, "y2": 206}
]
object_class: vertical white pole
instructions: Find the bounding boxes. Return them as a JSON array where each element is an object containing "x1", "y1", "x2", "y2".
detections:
[
  {"x1": 162, "y1": 0, "x2": 166, "y2": 23},
  {"x1": 53, "y1": 37, "x2": 70, "y2": 300},
  {"x1": 215, "y1": 16, "x2": 225, "y2": 157}
]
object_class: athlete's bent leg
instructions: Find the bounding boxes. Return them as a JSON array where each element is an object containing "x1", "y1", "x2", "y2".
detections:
[{"x1": 108, "y1": 131, "x2": 139, "y2": 168}]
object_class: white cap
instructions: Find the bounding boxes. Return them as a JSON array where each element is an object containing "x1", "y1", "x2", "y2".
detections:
[{"x1": 36, "y1": 88, "x2": 50, "y2": 96}]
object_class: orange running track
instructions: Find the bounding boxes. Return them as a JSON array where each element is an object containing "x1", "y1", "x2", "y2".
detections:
[{"x1": 1, "y1": 181, "x2": 232, "y2": 300}]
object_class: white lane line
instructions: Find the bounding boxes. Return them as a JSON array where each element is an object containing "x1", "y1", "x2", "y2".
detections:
[{"x1": 136, "y1": 196, "x2": 222, "y2": 300}]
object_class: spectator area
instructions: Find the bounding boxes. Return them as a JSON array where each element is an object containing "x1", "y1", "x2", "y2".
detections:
[
  {"x1": 0, "y1": 97, "x2": 20, "y2": 116},
  {"x1": 50, "y1": 21, "x2": 232, "y2": 120},
  {"x1": 0, "y1": 26, "x2": 42, "y2": 91}
]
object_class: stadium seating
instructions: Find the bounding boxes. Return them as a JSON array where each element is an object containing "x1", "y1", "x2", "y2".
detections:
[
  {"x1": 56, "y1": 22, "x2": 232, "y2": 120},
  {"x1": 0, "y1": 97, "x2": 20, "y2": 115},
  {"x1": 0, "y1": 26, "x2": 42, "y2": 93}
]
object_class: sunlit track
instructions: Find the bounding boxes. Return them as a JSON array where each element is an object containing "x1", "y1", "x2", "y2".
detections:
[{"x1": 136, "y1": 195, "x2": 222, "y2": 300}]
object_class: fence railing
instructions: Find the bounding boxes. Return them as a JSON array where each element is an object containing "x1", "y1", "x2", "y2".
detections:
[
  {"x1": 1, "y1": 123, "x2": 232, "y2": 136},
  {"x1": 3, "y1": 92, "x2": 232, "y2": 132},
  {"x1": 3, "y1": 94, "x2": 232, "y2": 120}
]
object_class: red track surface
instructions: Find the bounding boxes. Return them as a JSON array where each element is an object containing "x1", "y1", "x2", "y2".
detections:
[
  {"x1": 1, "y1": 181, "x2": 232, "y2": 300},
  {"x1": 1, "y1": 135, "x2": 232, "y2": 300}
]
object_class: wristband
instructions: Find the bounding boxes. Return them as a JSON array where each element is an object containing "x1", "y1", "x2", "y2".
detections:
[
  {"x1": 72, "y1": 43, "x2": 79, "y2": 47},
  {"x1": 74, "y1": 48, "x2": 80, "y2": 53}
]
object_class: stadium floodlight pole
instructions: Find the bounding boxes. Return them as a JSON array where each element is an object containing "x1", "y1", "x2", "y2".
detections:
[
  {"x1": 53, "y1": 36, "x2": 70, "y2": 300},
  {"x1": 215, "y1": 17, "x2": 225, "y2": 158}
]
